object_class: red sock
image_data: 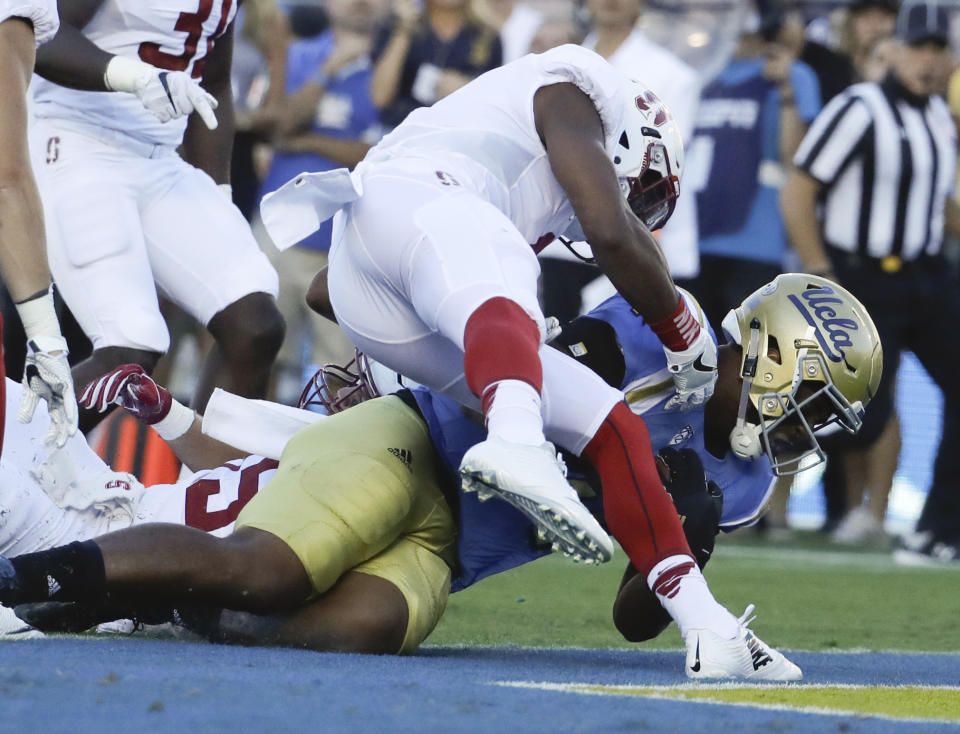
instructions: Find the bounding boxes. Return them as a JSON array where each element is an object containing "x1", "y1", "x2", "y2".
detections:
[
  {"x1": 463, "y1": 297, "x2": 542, "y2": 411},
  {"x1": 582, "y1": 402, "x2": 691, "y2": 576}
]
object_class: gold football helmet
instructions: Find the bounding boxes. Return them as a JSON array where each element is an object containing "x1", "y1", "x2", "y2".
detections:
[{"x1": 720, "y1": 273, "x2": 883, "y2": 475}]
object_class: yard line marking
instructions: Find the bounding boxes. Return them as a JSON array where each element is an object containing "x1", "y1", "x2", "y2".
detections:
[{"x1": 492, "y1": 680, "x2": 960, "y2": 724}]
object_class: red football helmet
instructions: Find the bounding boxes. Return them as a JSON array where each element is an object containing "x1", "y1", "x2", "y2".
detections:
[{"x1": 299, "y1": 349, "x2": 381, "y2": 414}]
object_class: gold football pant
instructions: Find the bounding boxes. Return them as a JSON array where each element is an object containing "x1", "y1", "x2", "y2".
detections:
[{"x1": 236, "y1": 395, "x2": 457, "y2": 652}]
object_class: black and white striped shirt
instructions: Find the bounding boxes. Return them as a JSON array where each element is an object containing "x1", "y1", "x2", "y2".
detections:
[{"x1": 794, "y1": 77, "x2": 956, "y2": 260}]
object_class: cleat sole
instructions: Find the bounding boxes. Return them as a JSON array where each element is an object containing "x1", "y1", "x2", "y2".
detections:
[{"x1": 459, "y1": 467, "x2": 613, "y2": 564}]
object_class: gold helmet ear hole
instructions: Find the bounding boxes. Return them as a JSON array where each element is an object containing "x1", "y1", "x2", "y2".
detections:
[{"x1": 767, "y1": 336, "x2": 782, "y2": 364}]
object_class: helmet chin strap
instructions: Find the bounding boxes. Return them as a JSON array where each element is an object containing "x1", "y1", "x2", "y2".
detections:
[{"x1": 729, "y1": 318, "x2": 763, "y2": 460}]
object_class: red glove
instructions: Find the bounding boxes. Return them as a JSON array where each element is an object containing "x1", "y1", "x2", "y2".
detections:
[{"x1": 79, "y1": 364, "x2": 172, "y2": 425}]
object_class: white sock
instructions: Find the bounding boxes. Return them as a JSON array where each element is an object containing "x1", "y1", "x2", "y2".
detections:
[
  {"x1": 647, "y1": 554, "x2": 740, "y2": 639},
  {"x1": 484, "y1": 379, "x2": 545, "y2": 446}
]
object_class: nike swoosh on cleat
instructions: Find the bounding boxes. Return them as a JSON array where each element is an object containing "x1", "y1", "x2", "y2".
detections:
[{"x1": 690, "y1": 638, "x2": 701, "y2": 672}]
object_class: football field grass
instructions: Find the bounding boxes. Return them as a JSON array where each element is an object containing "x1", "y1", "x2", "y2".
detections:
[{"x1": 431, "y1": 530, "x2": 960, "y2": 652}]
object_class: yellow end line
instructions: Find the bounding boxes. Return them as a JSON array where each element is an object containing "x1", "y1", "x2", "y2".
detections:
[{"x1": 492, "y1": 680, "x2": 960, "y2": 724}]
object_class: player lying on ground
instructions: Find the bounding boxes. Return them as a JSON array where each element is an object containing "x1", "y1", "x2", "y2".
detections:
[
  {"x1": 0, "y1": 275, "x2": 880, "y2": 679},
  {"x1": 0, "y1": 374, "x2": 276, "y2": 634},
  {"x1": 2, "y1": 372, "x2": 742, "y2": 670},
  {"x1": 307, "y1": 272, "x2": 882, "y2": 649}
]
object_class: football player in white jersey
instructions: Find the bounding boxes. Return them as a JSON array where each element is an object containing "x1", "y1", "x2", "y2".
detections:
[
  {"x1": 263, "y1": 46, "x2": 722, "y2": 637},
  {"x1": 0, "y1": 376, "x2": 275, "y2": 561},
  {"x1": 0, "y1": 373, "x2": 278, "y2": 636},
  {"x1": 0, "y1": 0, "x2": 77, "y2": 454},
  {"x1": 28, "y1": 0, "x2": 285, "y2": 430}
]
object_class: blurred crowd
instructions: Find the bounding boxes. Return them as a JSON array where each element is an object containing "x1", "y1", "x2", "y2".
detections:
[{"x1": 4, "y1": 0, "x2": 959, "y2": 558}]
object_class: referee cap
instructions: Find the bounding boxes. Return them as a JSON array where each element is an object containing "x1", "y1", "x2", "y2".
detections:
[{"x1": 895, "y1": 0, "x2": 950, "y2": 45}]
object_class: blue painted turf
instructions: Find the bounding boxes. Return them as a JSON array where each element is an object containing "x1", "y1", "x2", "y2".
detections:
[{"x1": 1, "y1": 639, "x2": 957, "y2": 733}]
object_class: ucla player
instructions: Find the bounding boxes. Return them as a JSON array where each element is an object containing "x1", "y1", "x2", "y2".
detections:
[
  {"x1": 0, "y1": 275, "x2": 881, "y2": 680},
  {"x1": 1, "y1": 366, "x2": 454, "y2": 653},
  {"x1": 380, "y1": 273, "x2": 880, "y2": 674},
  {"x1": 0, "y1": 0, "x2": 77, "y2": 455},
  {"x1": 28, "y1": 0, "x2": 285, "y2": 427}
]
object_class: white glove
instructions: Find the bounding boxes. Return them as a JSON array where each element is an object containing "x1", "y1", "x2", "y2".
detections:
[
  {"x1": 104, "y1": 56, "x2": 219, "y2": 130},
  {"x1": 61, "y1": 471, "x2": 145, "y2": 525},
  {"x1": 18, "y1": 335, "x2": 79, "y2": 448},
  {"x1": 663, "y1": 328, "x2": 718, "y2": 412},
  {"x1": 544, "y1": 316, "x2": 562, "y2": 343}
]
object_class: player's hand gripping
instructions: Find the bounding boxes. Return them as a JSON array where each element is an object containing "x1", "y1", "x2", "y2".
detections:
[
  {"x1": 663, "y1": 327, "x2": 718, "y2": 411},
  {"x1": 104, "y1": 56, "x2": 219, "y2": 129},
  {"x1": 80, "y1": 364, "x2": 171, "y2": 424},
  {"x1": 651, "y1": 295, "x2": 718, "y2": 411},
  {"x1": 18, "y1": 336, "x2": 78, "y2": 448}
]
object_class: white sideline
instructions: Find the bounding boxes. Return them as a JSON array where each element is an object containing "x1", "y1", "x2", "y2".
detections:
[{"x1": 713, "y1": 543, "x2": 960, "y2": 571}]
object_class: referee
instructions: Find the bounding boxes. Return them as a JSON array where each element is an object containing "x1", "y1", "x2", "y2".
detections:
[{"x1": 782, "y1": 0, "x2": 960, "y2": 562}]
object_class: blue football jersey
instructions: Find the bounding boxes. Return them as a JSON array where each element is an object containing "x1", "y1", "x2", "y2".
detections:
[
  {"x1": 586, "y1": 293, "x2": 776, "y2": 530},
  {"x1": 410, "y1": 292, "x2": 775, "y2": 591},
  {"x1": 410, "y1": 388, "x2": 552, "y2": 592}
]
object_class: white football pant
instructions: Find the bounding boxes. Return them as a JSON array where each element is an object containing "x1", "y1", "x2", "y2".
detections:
[
  {"x1": 31, "y1": 119, "x2": 279, "y2": 353},
  {"x1": 328, "y1": 159, "x2": 621, "y2": 454}
]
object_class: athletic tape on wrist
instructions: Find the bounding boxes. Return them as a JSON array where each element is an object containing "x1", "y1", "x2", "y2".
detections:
[
  {"x1": 16, "y1": 289, "x2": 63, "y2": 341},
  {"x1": 151, "y1": 399, "x2": 195, "y2": 441},
  {"x1": 104, "y1": 56, "x2": 155, "y2": 93}
]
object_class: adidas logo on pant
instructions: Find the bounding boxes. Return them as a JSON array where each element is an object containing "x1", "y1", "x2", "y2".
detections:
[{"x1": 387, "y1": 447, "x2": 413, "y2": 471}]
